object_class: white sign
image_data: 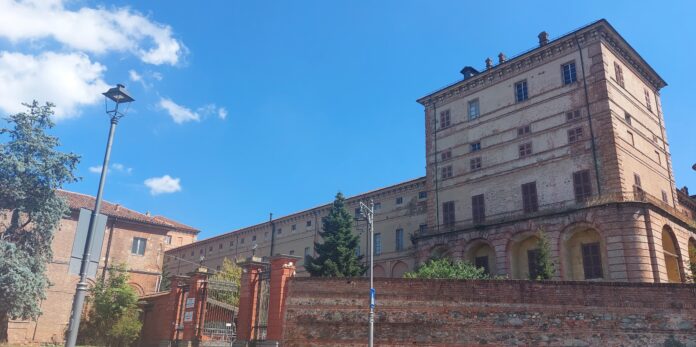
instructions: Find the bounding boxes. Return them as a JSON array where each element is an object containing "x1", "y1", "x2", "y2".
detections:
[
  {"x1": 184, "y1": 311, "x2": 194, "y2": 322},
  {"x1": 185, "y1": 298, "x2": 195, "y2": 308}
]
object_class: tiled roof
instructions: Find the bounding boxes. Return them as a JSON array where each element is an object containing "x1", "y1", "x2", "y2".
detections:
[{"x1": 57, "y1": 190, "x2": 199, "y2": 233}]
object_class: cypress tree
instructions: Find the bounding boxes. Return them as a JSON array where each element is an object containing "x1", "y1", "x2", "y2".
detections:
[
  {"x1": 531, "y1": 228, "x2": 555, "y2": 280},
  {"x1": 305, "y1": 192, "x2": 366, "y2": 277}
]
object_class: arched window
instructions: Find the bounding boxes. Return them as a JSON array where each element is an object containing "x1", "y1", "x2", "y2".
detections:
[
  {"x1": 465, "y1": 240, "x2": 496, "y2": 275},
  {"x1": 429, "y1": 245, "x2": 452, "y2": 261},
  {"x1": 391, "y1": 261, "x2": 409, "y2": 278},
  {"x1": 372, "y1": 265, "x2": 386, "y2": 278},
  {"x1": 562, "y1": 227, "x2": 604, "y2": 280},
  {"x1": 510, "y1": 235, "x2": 540, "y2": 279},
  {"x1": 661, "y1": 226, "x2": 683, "y2": 283}
]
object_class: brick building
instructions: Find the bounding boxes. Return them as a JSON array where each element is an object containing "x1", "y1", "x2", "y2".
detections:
[
  {"x1": 165, "y1": 20, "x2": 696, "y2": 284},
  {"x1": 5, "y1": 190, "x2": 199, "y2": 344}
]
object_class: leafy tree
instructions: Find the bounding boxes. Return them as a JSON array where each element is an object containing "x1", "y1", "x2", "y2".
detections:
[
  {"x1": 688, "y1": 245, "x2": 696, "y2": 283},
  {"x1": 159, "y1": 268, "x2": 172, "y2": 292},
  {"x1": 531, "y1": 228, "x2": 555, "y2": 280},
  {"x1": 404, "y1": 258, "x2": 490, "y2": 279},
  {"x1": 0, "y1": 101, "x2": 79, "y2": 342},
  {"x1": 77, "y1": 264, "x2": 142, "y2": 347},
  {"x1": 305, "y1": 192, "x2": 366, "y2": 277},
  {"x1": 210, "y1": 257, "x2": 242, "y2": 306}
]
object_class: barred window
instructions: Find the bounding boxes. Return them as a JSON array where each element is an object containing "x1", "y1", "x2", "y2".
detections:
[
  {"x1": 470, "y1": 157, "x2": 482, "y2": 171},
  {"x1": 517, "y1": 125, "x2": 531, "y2": 136},
  {"x1": 568, "y1": 127, "x2": 584, "y2": 143},
  {"x1": 441, "y1": 150, "x2": 452, "y2": 161},
  {"x1": 470, "y1": 141, "x2": 481, "y2": 152},
  {"x1": 518, "y1": 142, "x2": 532, "y2": 158}
]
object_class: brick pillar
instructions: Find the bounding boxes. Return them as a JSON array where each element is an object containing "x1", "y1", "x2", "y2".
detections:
[
  {"x1": 266, "y1": 255, "x2": 300, "y2": 342},
  {"x1": 180, "y1": 268, "x2": 210, "y2": 344},
  {"x1": 234, "y1": 257, "x2": 268, "y2": 345}
]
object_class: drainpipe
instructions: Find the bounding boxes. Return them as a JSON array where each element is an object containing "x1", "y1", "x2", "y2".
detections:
[
  {"x1": 432, "y1": 104, "x2": 441, "y2": 233},
  {"x1": 269, "y1": 213, "x2": 275, "y2": 257},
  {"x1": 574, "y1": 33, "x2": 602, "y2": 197}
]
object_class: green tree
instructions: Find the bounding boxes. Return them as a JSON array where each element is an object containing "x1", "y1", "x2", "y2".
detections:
[
  {"x1": 688, "y1": 245, "x2": 696, "y2": 283},
  {"x1": 404, "y1": 258, "x2": 490, "y2": 279},
  {"x1": 0, "y1": 101, "x2": 79, "y2": 342},
  {"x1": 305, "y1": 192, "x2": 366, "y2": 277},
  {"x1": 531, "y1": 228, "x2": 555, "y2": 280},
  {"x1": 210, "y1": 257, "x2": 242, "y2": 306},
  {"x1": 77, "y1": 264, "x2": 142, "y2": 347}
]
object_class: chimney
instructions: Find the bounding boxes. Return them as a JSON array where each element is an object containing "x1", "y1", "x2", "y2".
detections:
[
  {"x1": 146, "y1": 211, "x2": 151, "y2": 217},
  {"x1": 498, "y1": 52, "x2": 506, "y2": 64},
  {"x1": 538, "y1": 31, "x2": 549, "y2": 46},
  {"x1": 460, "y1": 66, "x2": 479, "y2": 80},
  {"x1": 114, "y1": 204, "x2": 121, "y2": 211},
  {"x1": 485, "y1": 57, "x2": 493, "y2": 70}
]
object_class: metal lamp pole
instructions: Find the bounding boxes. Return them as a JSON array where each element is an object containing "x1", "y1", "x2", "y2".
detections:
[
  {"x1": 65, "y1": 84, "x2": 134, "y2": 347},
  {"x1": 359, "y1": 199, "x2": 375, "y2": 347}
]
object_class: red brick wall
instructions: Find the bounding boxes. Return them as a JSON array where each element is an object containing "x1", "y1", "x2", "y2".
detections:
[{"x1": 282, "y1": 278, "x2": 696, "y2": 346}]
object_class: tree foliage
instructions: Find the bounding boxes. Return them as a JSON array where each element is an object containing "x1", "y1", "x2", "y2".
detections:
[
  {"x1": 0, "y1": 101, "x2": 79, "y2": 342},
  {"x1": 404, "y1": 258, "x2": 490, "y2": 279},
  {"x1": 688, "y1": 245, "x2": 696, "y2": 283},
  {"x1": 531, "y1": 228, "x2": 555, "y2": 280},
  {"x1": 77, "y1": 264, "x2": 142, "y2": 347},
  {"x1": 305, "y1": 192, "x2": 366, "y2": 277},
  {"x1": 210, "y1": 257, "x2": 242, "y2": 306}
]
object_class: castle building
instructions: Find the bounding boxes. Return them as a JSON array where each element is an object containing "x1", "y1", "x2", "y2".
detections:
[{"x1": 165, "y1": 19, "x2": 696, "y2": 283}]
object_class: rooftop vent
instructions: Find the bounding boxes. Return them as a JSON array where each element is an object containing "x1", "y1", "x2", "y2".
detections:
[
  {"x1": 460, "y1": 66, "x2": 479, "y2": 80},
  {"x1": 485, "y1": 57, "x2": 493, "y2": 70},
  {"x1": 498, "y1": 52, "x2": 506, "y2": 64},
  {"x1": 538, "y1": 31, "x2": 549, "y2": 46}
]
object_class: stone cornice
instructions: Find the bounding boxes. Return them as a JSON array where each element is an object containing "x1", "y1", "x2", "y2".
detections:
[{"x1": 417, "y1": 19, "x2": 667, "y2": 109}]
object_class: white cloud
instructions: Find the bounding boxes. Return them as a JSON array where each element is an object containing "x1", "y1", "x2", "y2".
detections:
[
  {"x1": 159, "y1": 97, "x2": 200, "y2": 124},
  {"x1": 88, "y1": 165, "x2": 104, "y2": 174},
  {"x1": 144, "y1": 175, "x2": 181, "y2": 195},
  {"x1": 218, "y1": 107, "x2": 228, "y2": 120},
  {"x1": 128, "y1": 69, "x2": 142, "y2": 82},
  {"x1": 0, "y1": 51, "x2": 109, "y2": 119},
  {"x1": 0, "y1": 0, "x2": 186, "y2": 65},
  {"x1": 88, "y1": 163, "x2": 132, "y2": 174}
]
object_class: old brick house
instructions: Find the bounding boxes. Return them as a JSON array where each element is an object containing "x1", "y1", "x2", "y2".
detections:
[
  {"x1": 6, "y1": 190, "x2": 199, "y2": 344},
  {"x1": 165, "y1": 20, "x2": 696, "y2": 285}
]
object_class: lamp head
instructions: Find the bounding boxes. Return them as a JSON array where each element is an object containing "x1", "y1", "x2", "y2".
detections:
[{"x1": 102, "y1": 84, "x2": 134, "y2": 104}]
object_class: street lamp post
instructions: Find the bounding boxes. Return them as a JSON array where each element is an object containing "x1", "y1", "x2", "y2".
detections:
[
  {"x1": 64, "y1": 84, "x2": 134, "y2": 347},
  {"x1": 359, "y1": 199, "x2": 375, "y2": 347}
]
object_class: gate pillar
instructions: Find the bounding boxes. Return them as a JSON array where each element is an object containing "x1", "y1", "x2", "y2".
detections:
[
  {"x1": 266, "y1": 255, "x2": 300, "y2": 342},
  {"x1": 234, "y1": 257, "x2": 268, "y2": 345}
]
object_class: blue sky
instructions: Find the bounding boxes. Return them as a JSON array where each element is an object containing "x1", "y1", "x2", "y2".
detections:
[{"x1": 0, "y1": 1, "x2": 694, "y2": 239}]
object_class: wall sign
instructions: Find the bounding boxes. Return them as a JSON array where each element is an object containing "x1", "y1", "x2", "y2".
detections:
[
  {"x1": 184, "y1": 311, "x2": 193, "y2": 322},
  {"x1": 185, "y1": 298, "x2": 195, "y2": 308}
]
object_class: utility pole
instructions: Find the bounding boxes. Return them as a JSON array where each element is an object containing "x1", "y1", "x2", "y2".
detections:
[{"x1": 359, "y1": 199, "x2": 375, "y2": 347}]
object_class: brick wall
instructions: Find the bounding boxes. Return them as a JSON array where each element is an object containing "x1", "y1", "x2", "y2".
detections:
[{"x1": 282, "y1": 277, "x2": 696, "y2": 346}]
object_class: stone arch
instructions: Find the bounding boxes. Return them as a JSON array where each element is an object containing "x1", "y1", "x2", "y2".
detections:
[
  {"x1": 661, "y1": 226, "x2": 683, "y2": 283},
  {"x1": 391, "y1": 261, "x2": 409, "y2": 278},
  {"x1": 508, "y1": 232, "x2": 540, "y2": 279},
  {"x1": 560, "y1": 224, "x2": 606, "y2": 281},
  {"x1": 688, "y1": 238, "x2": 696, "y2": 281},
  {"x1": 429, "y1": 244, "x2": 452, "y2": 261},
  {"x1": 464, "y1": 239, "x2": 496, "y2": 275},
  {"x1": 129, "y1": 282, "x2": 145, "y2": 296},
  {"x1": 373, "y1": 265, "x2": 386, "y2": 278}
]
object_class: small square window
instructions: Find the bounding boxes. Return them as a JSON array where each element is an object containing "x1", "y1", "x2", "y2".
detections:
[
  {"x1": 644, "y1": 89, "x2": 652, "y2": 111},
  {"x1": 662, "y1": 190, "x2": 669, "y2": 203},
  {"x1": 374, "y1": 202, "x2": 382, "y2": 211},
  {"x1": 291, "y1": 224, "x2": 297, "y2": 231},
  {"x1": 209, "y1": 246, "x2": 213, "y2": 252},
  {"x1": 396, "y1": 197, "x2": 403, "y2": 205},
  {"x1": 241, "y1": 238, "x2": 245, "y2": 244},
  {"x1": 624, "y1": 113, "x2": 632, "y2": 125},
  {"x1": 568, "y1": 127, "x2": 584, "y2": 143},
  {"x1": 562, "y1": 62, "x2": 577, "y2": 85},
  {"x1": 517, "y1": 125, "x2": 531, "y2": 136},
  {"x1": 655, "y1": 151, "x2": 661, "y2": 165},
  {"x1": 441, "y1": 150, "x2": 452, "y2": 161},
  {"x1": 468, "y1": 99, "x2": 480, "y2": 120},
  {"x1": 164, "y1": 235, "x2": 172, "y2": 245},
  {"x1": 441, "y1": 165, "x2": 453, "y2": 179},
  {"x1": 418, "y1": 191, "x2": 427, "y2": 199},
  {"x1": 470, "y1": 157, "x2": 482, "y2": 171},
  {"x1": 566, "y1": 110, "x2": 581, "y2": 121},
  {"x1": 355, "y1": 207, "x2": 362, "y2": 217},
  {"x1": 229, "y1": 240, "x2": 234, "y2": 247},
  {"x1": 440, "y1": 109, "x2": 451, "y2": 129},
  {"x1": 518, "y1": 142, "x2": 532, "y2": 158},
  {"x1": 252, "y1": 235, "x2": 257, "y2": 242},
  {"x1": 515, "y1": 80, "x2": 528, "y2": 102},
  {"x1": 419, "y1": 224, "x2": 428, "y2": 233},
  {"x1": 289, "y1": 250, "x2": 295, "y2": 255},
  {"x1": 614, "y1": 62, "x2": 624, "y2": 88},
  {"x1": 306, "y1": 220, "x2": 312, "y2": 227},
  {"x1": 470, "y1": 142, "x2": 481, "y2": 152},
  {"x1": 277, "y1": 228, "x2": 282, "y2": 235},
  {"x1": 131, "y1": 237, "x2": 147, "y2": 256},
  {"x1": 627, "y1": 131, "x2": 635, "y2": 146},
  {"x1": 219, "y1": 243, "x2": 223, "y2": 249}
]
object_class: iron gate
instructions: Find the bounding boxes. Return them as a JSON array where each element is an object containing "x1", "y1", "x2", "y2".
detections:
[
  {"x1": 253, "y1": 266, "x2": 271, "y2": 341},
  {"x1": 200, "y1": 279, "x2": 238, "y2": 346}
]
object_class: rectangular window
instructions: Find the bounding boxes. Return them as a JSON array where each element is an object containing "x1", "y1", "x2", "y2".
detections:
[
  {"x1": 518, "y1": 142, "x2": 532, "y2": 158},
  {"x1": 277, "y1": 228, "x2": 282, "y2": 235},
  {"x1": 475, "y1": 256, "x2": 490, "y2": 275},
  {"x1": 440, "y1": 109, "x2": 451, "y2": 129},
  {"x1": 581, "y1": 242, "x2": 603, "y2": 279},
  {"x1": 655, "y1": 151, "x2": 661, "y2": 165},
  {"x1": 470, "y1": 141, "x2": 481, "y2": 152},
  {"x1": 252, "y1": 235, "x2": 257, "y2": 242},
  {"x1": 624, "y1": 113, "x2": 632, "y2": 125},
  {"x1": 567, "y1": 127, "x2": 584, "y2": 143},
  {"x1": 566, "y1": 110, "x2": 581, "y2": 121},
  {"x1": 419, "y1": 191, "x2": 427, "y2": 199},
  {"x1": 219, "y1": 243, "x2": 223, "y2": 249},
  {"x1": 517, "y1": 125, "x2": 531, "y2": 136},
  {"x1": 355, "y1": 207, "x2": 362, "y2": 217},
  {"x1": 527, "y1": 249, "x2": 540, "y2": 279},
  {"x1": 165, "y1": 235, "x2": 172, "y2": 245},
  {"x1": 442, "y1": 201, "x2": 455, "y2": 227},
  {"x1": 230, "y1": 240, "x2": 234, "y2": 247},
  {"x1": 627, "y1": 131, "x2": 634, "y2": 146},
  {"x1": 441, "y1": 150, "x2": 452, "y2": 161},
  {"x1": 306, "y1": 220, "x2": 312, "y2": 227},
  {"x1": 515, "y1": 80, "x2": 528, "y2": 102},
  {"x1": 471, "y1": 194, "x2": 485, "y2": 224},
  {"x1": 633, "y1": 173, "x2": 644, "y2": 199},
  {"x1": 131, "y1": 237, "x2": 147, "y2": 256},
  {"x1": 614, "y1": 62, "x2": 624, "y2": 87},
  {"x1": 468, "y1": 99, "x2": 480, "y2": 120},
  {"x1": 355, "y1": 245, "x2": 361, "y2": 257},
  {"x1": 573, "y1": 170, "x2": 592, "y2": 202},
  {"x1": 304, "y1": 247, "x2": 311, "y2": 257},
  {"x1": 374, "y1": 233, "x2": 382, "y2": 256},
  {"x1": 645, "y1": 89, "x2": 652, "y2": 111},
  {"x1": 441, "y1": 165, "x2": 453, "y2": 179},
  {"x1": 419, "y1": 224, "x2": 428, "y2": 234},
  {"x1": 561, "y1": 62, "x2": 577, "y2": 85},
  {"x1": 522, "y1": 182, "x2": 539, "y2": 213},
  {"x1": 241, "y1": 238, "x2": 245, "y2": 244},
  {"x1": 289, "y1": 250, "x2": 295, "y2": 255},
  {"x1": 396, "y1": 197, "x2": 403, "y2": 205},
  {"x1": 291, "y1": 224, "x2": 296, "y2": 232},
  {"x1": 470, "y1": 157, "x2": 482, "y2": 171},
  {"x1": 662, "y1": 190, "x2": 669, "y2": 203},
  {"x1": 374, "y1": 202, "x2": 381, "y2": 211},
  {"x1": 395, "y1": 229, "x2": 404, "y2": 251},
  {"x1": 634, "y1": 173, "x2": 642, "y2": 188}
]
